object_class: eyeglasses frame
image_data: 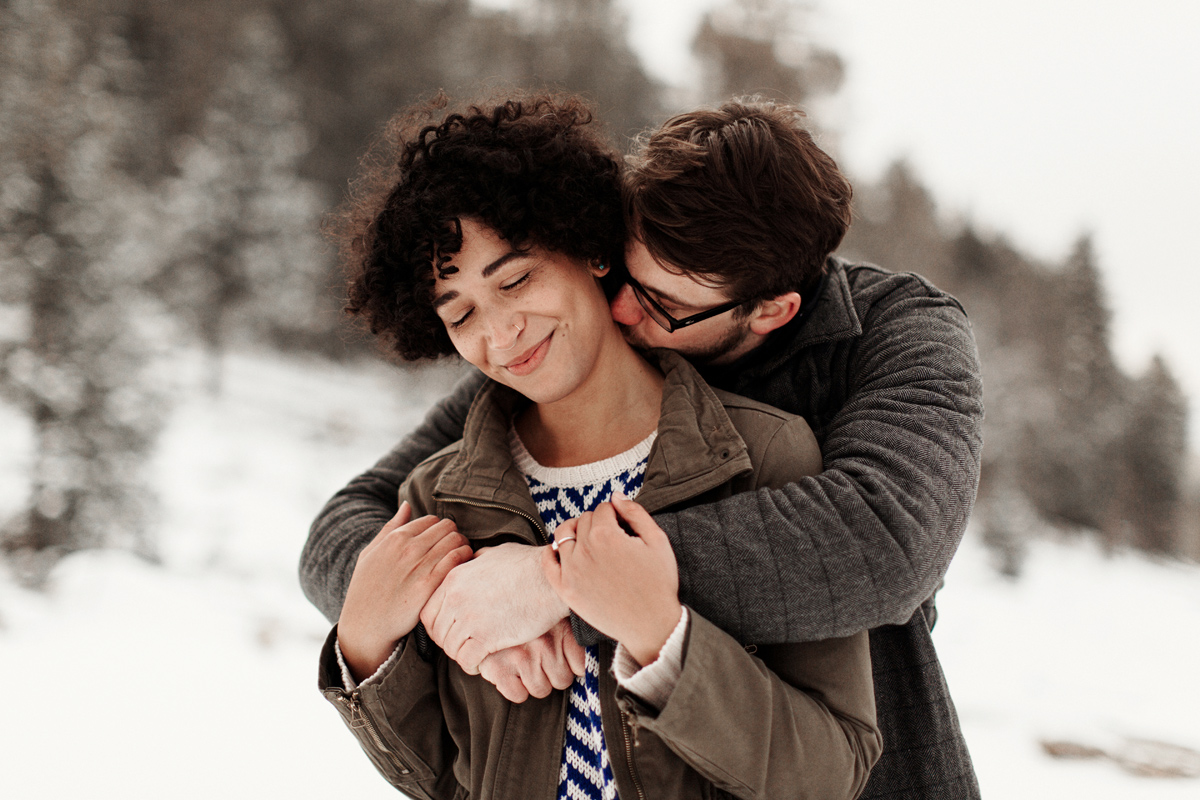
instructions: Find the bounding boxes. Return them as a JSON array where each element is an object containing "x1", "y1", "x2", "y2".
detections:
[{"x1": 625, "y1": 274, "x2": 747, "y2": 333}]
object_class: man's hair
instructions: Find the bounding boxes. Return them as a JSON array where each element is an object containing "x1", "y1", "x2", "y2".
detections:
[
  {"x1": 328, "y1": 92, "x2": 625, "y2": 361},
  {"x1": 624, "y1": 98, "x2": 852, "y2": 304}
]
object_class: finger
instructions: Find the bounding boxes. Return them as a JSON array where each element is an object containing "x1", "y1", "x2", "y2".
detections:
[
  {"x1": 561, "y1": 511, "x2": 591, "y2": 556},
  {"x1": 405, "y1": 522, "x2": 462, "y2": 575},
  {"x1": 427, "y1": 582, "x2": 460, "y2": 650},
  {"x1": 518, "y1": 658, "x2": 553, "y2": 699},
  {"x1": 456, "y1": 637, "x2": 491, "y2": 676},
  {"x1": 494, "y1": 673, "x2": 530, "y2": 704},
  {"x1": 562, "y1": 628, "x2": 587, "y2": 677},
  {"x1": 382, "y1": 515, "x2": 442, "y2": 551},
  {"x1": 420, "y1": 581, "x2": 448, "y2": 642},
  {"x1": 591, "y1": 502, "x2": 623, "y2": 540},
  {"x1": 423, "y1": 531, "x2": 470, "y2": 570},
  {"x1": 382, "y1": 500, "x2": 413, "y2": 533},
  {"x1": 612, "y1": 498, "x2": 667, "y2": 545},
  {"x1": 543, "y1": 636, "x2": 576, "y2": 690},
  {"x1": 442, "y1": 615, "x2": 474, "y2": 662},
  {"x1": 541, "y1": 543, "x2": 565, "y2": 594},
  {"x1": 412, "y1": 518, "x2": 460, "y2": 546},
  {"x1": 425, "y1": 545, "x2": 473, "y2": 601}
]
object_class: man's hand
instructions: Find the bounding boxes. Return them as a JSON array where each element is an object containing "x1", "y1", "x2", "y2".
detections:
[
  {"x1": 477, "y1": 618, "x2": 586, "y2": 702},
  {"x1": 420, "y1": 542, "x2": 570, "y2": 674},
  {"x1": 338, "y1": 502, "x2": 473, "y2": 682},
  {"x1": 543, "y1": 497, "x2": 682, "y2": 667}
]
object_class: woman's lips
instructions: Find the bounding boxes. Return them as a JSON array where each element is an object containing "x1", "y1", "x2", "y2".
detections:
[{"x1": 503, "y1": 334, "x2": 551, "y2": 376}]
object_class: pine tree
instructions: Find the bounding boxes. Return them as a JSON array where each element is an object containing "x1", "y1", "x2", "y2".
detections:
[
  {"x1": 154, "y1": 12, "x2": 329, "y2": 385},
  {"x1": 1115, "y1": 355, "x2": 1189, "y2": 555},
  {"x1": 692, "y1": 0, "x2": 843, "y2": 107},
  {"x1": 0, "y1": 0, "x2": 170, "y2": 564}
]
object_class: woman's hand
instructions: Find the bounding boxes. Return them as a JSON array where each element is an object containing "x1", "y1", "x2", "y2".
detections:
[
  {"x1": 338, "y1": 501, "x2": 473, "y2": 682},
  {"x1": 542, "y1": 497, "x2": 683, "y2": 667}
]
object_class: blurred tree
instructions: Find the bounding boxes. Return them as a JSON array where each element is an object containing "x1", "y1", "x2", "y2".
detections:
[
  {"x1": 841, "y1": 160, "x2": 953, "y2": 285},
  {"x1": 511, "y1": 0, "x2": 661, "y2": 144},
  {"x1": 1114, "y1": 355, "x2": 1188, "y2": 555},
  {"x1": 692, "y1": 0, "x2": 843, "y2": 107},
  {"x1": 842, "y1": 166, "x2": 1194, "y2": 565},
  {"x1": 0, "y1": 0, "x2": 170, "y2": 564},
  {"x1": 152, "y1": 12, "x2": 331, "y2": 387},
  {"x1": 283, "y1": 0, "x2": 660, "y2": 197},
  {"x1": 1018, "y1": 236, "x2": 1126, "y2": 533}
]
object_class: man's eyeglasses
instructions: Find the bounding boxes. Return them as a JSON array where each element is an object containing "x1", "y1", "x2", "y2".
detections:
[{"x1": 625, "y1": 275, "x2": 745, "y2": 333}]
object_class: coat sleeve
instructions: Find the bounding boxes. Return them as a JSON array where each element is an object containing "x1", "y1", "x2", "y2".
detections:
[
  {"x1": 621, "y1": 613, "x2": 881, "y2": 800},
  {"x1": 299, "y1": 368, "x2": 487, "y2": 623},
  {"x1": 316, "y1": 465, "x2": 466, "y2": 799},
  {"x1": 657, "y1": 291, "x2": 983, "y2": 643},
  {"x1": 319, "y1": 627, "x2": 462, "y2": 800}
]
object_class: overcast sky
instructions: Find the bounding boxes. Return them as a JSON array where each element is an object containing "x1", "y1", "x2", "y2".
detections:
[
  {"x1": 475, "y1": 0, "x2": 1200, "y2": 448},
  {"x1": 617, "y1": 0, "x2": 1200, "y2": 449}
]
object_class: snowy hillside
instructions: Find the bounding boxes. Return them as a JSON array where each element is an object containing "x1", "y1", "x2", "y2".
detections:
[{"x1": 1, "y1": 351, "x2": 1197, "y2": 799}]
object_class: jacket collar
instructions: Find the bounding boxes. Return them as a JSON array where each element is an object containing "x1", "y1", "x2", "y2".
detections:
[
  {"x1": 699, "y1": 256, "x2": 862, "y2": 386},
  {"x1": 432, "y1": 350, "x2": 753, "y2": 515}
]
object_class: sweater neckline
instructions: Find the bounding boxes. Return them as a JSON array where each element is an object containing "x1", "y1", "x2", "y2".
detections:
[{"x1": 507, "y1": 425, "x2": 657, "y2": 487}]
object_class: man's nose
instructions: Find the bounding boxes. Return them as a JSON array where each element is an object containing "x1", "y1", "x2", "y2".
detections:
[{"x1": 609, "y1": 283, "x2": 644, "y2": 326}]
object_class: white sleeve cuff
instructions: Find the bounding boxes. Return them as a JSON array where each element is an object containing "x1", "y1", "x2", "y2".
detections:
[
  {"x1": 612, "y1": 606, "x2": 689, "y2": 711},
  {"x1": 335, "y1": 636, "x2": 404, "y2": 691}
]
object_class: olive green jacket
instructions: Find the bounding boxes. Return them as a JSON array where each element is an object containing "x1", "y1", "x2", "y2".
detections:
[{"x1": 319, "y1": 351, "x2": 882, "y2": 800}]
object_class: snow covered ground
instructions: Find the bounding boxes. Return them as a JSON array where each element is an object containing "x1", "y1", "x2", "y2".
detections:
[{"x1": 1, "y1": 351, "x2": 1197, "y2": 799}]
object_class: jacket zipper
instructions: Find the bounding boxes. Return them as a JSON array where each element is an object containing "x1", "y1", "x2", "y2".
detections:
[
  {"x1": 620, "y1": 708, "x2": 647, "y2": 800},
  {"x1": 337, "y1": 690, "x2": 412, "y2": 776},
  {"x1": 440, "y1": 496, "x2": 549, "y2": 545}
]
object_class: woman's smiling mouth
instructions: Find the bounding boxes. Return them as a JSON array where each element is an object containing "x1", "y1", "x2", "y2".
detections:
[{"x1": 502, "y1": 334, "x2": 552, "y2": 376}]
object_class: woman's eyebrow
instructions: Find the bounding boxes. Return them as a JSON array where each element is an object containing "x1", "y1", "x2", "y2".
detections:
[
  {"x1": 433, "y1": 251, "x2": 532, "y2": 309},
  {"x1": 480, "y1": 251, "x2": 529, "y2": 278}
]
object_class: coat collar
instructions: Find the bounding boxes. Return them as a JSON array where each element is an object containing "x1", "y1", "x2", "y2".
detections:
[
  {"x1": 699, "y1": 256, "x2": 863, "y2": 386},
  {"x1": 432, "y1": 350, "x2": 753, "y2": 515}
]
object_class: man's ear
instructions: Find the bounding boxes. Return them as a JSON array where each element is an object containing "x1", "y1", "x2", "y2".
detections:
[{"x1": 747, "y1": 291, "x2": 802, "y2": 335}]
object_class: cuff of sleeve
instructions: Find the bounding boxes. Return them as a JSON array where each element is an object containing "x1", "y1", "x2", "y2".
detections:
[
  {"x1": 335, "y1": 635, "x2": 404, "y2": 691},
  {"x1": 613, "y1": 606, "x2": 689, "y2": 710}
]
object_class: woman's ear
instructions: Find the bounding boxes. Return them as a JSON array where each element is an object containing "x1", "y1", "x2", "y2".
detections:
[
  {"x1": 747, "y1": 291, "x2": 802, "y2": 336},
  {"x1": 590, "y1": 262, "x2": 609, "y2": 278}
]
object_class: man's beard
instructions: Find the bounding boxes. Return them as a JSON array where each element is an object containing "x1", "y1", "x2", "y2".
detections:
[{"x1": 618, "y1": 321, "x2": 751, "y2": 367}]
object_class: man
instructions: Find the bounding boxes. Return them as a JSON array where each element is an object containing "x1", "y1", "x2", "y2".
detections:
[{"x1": 302, "y1": 98, "x2": 983, "y2": 799}]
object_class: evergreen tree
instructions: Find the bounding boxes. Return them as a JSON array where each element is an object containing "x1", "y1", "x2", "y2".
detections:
[
  {"x1": 692, "y1": 0, "x2": 843, "y2": 106},
  {"x1": 154, "y1": 12, "x2": 330, "y2": 383},
  {"x1": 1115, "y1": 355, "x2": 1188, "y2": 555},
  {"x1": 0, "y1": 0, "x2": 170, "y2": 563}
]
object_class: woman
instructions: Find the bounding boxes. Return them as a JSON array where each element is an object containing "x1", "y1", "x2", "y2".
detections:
[{"x1": 321, "y1": 94, "x2": 881, "y2": 800}]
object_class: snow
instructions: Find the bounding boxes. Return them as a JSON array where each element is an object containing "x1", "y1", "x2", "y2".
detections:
[{"x1": 1, "y1": 350, "x2": 1198, "y2": 798}]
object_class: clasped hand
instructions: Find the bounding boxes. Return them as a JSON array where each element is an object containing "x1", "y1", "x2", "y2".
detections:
[
  {"x1": 336, "y1": 502, "x2": 473, "y2": 683},
  {"x1": 340, "y1": 496, "x2": 681, "y2": 697},
  {"x1": 542, "y1": 496, "x2": 683, "y2": 667}
]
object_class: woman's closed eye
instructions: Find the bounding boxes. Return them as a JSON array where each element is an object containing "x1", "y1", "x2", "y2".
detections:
[
  {"x1": 449, "y1": 308, "x2": 474, "y2": 329},
  {"x1": 501, "y1": 271, "x2": 531, "y2": 291}
]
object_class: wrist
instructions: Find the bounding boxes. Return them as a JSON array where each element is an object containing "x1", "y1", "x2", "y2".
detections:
[
  {"x1": 625, "y1": 600, "x2": 684, "y2": 667},
  {"x1": 336, "y1": 619, "x2": 400, "y2": 684}
]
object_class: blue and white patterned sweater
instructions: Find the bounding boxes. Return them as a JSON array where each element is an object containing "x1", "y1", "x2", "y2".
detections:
[{"x1": 509, "y1": 426, "x2": 657, "y2": 800}]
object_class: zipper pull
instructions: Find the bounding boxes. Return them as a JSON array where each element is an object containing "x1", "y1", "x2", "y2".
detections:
[{"x1": 347, "y1": 692, "x2": 367, "y2": 729}]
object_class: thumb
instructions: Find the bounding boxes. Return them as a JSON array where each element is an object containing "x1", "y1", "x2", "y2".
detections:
[
  {"x1": 381, "y1": 500, "x2": 414, "y2": 535},
  {"x1": 612, "y1": 498, "x2": 668, "y2": 547},
  {"x1": 540, "y1": 543, "x2": 565, "y2": 596}
]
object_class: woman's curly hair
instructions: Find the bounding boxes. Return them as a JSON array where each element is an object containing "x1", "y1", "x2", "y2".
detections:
[{"x1": 328, "y1": 92, "x2": 626, "y2": 361}]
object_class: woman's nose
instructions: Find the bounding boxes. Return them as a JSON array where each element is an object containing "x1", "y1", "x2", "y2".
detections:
[
  {"x1": 487, "y1": 316, "x2": 521, "y2": 350},
  {"x1": 609, "y1": 283, "x2": 644, "y2": 326}
]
